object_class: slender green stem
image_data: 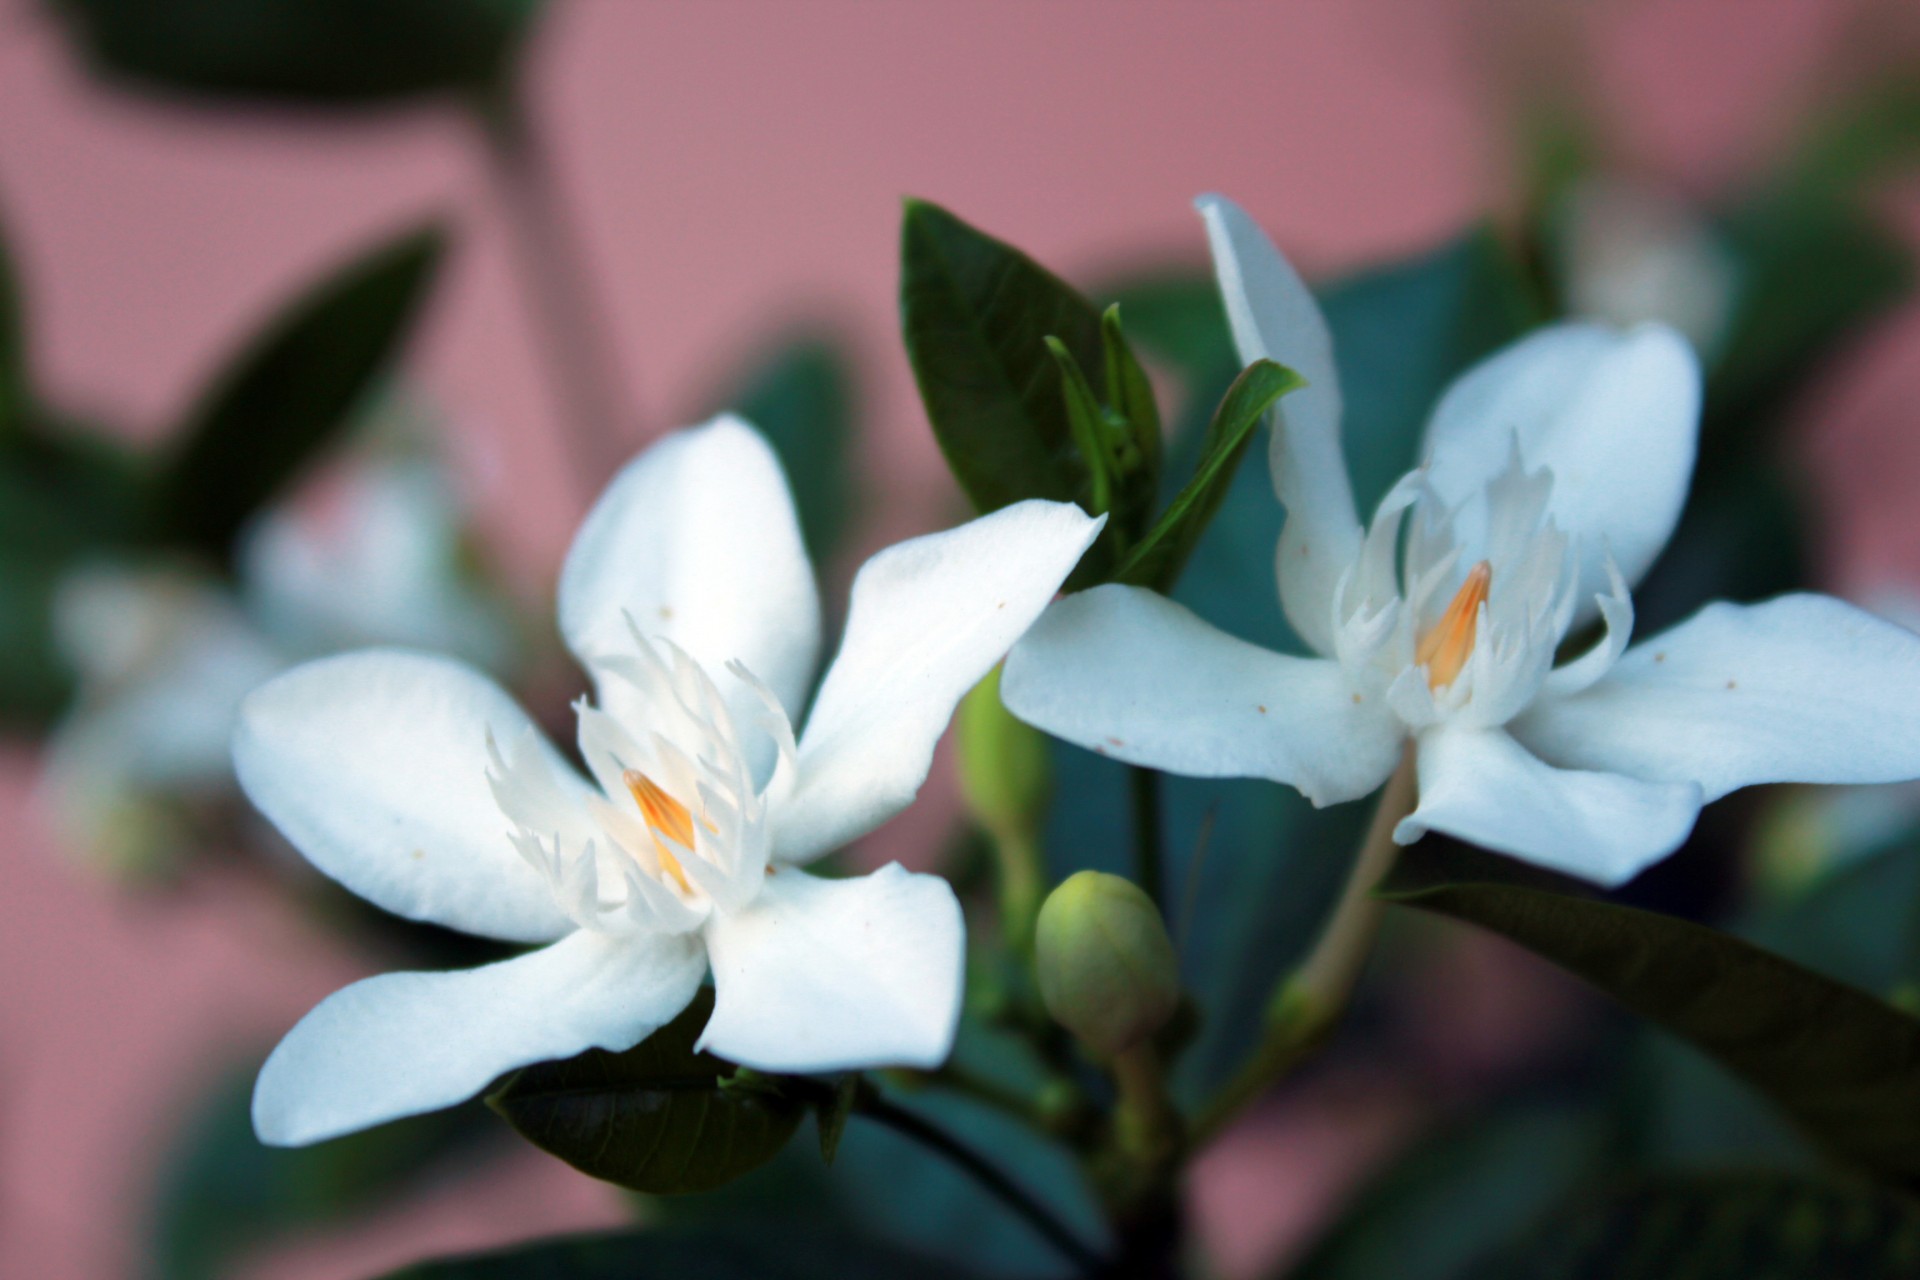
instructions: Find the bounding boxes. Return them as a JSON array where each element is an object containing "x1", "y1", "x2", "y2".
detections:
[
  {"x1": 1130, "y1": 765, "x2": 1164, "y2": 908},
  {"x1": 1188, "y1": 747, "x2": 1417, "y2": 1147},
  {"x1": 893, "y1": 1061, "x2": 1049, "y2": 1129},
  {"x1": 995, "y1": 827, "x2": 1047, "y2": 956},
  {"x1": 472, "y1": 73, "x2": 633, "y2": 500},
  {"x1": 858, "y1": 1092, "x2": 1107, "y2": 1276}
]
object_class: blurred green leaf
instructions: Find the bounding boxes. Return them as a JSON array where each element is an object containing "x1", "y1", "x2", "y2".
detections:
[
  {"x1": 488, "y1": 988, "x2": 806, "y2": 1196},
  {"x1": 899, "y1": 199, "x2": 1107, "y2": 518},
  {"x1": 1114, "y1": 359, "x2": 1301, "y2": 592},
  {"x1": 1286, "y1": 1107, "x2": 1609, "y2": 1280},
  {"x1": 1707, "y1": 196, "x2": 1910, "y2": 445},
  {"x1": 1381, "y1": 841, "x2": 1920, "y2": 1189},
  {"x1": 1628, "y1": 465, "x2": 1812, "y2": 637},
  {"x1": 148, "y1": 224, "x2": 446, "y2": 564},
  {"x1": 0, "y1": 419, "x2": 145, "y2": 728},
  {"x1": 149, "y1": 1064, "x2": 491, "y2": 1280},
  {"x1": 379, "y1": 1225, "x2": 981, "y2": 1280},
  {"x1": 50, "y1": 0, "x2": 544, "y2": 106},
  {"x1": 1466, "y1": 1172, "x2": 1920, "y2": 1279},
  {"x1": 1784, "y1": 77, "x2": 1920, "y2": 200},
  {"x1": 704, "y1": 332, "x2": 859, "y2": 565}
]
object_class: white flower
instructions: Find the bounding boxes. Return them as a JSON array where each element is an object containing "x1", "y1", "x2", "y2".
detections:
[
  {"x1": 38, "y1": 452, "x2": 509, "y2": 877},
  {"x1": 1003, "y1": 195, "x2": 1920, "y2": 888},
  {"x1": 236, "y1": 416, "x2": 1103, "y2": 1147}
]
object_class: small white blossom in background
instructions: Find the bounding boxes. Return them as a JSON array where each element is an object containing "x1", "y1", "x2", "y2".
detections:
[
  {"x1": 1004, "y1": 194, "x2": 1920, "y2": 888},
  {"x1": 234, "y1": 415, "x2": 1103, "y2": 1147},
  {"x1": 38, "y1": 449, "x2": 511, "y2": 881},
  {"x1": 1555, "y1": 175, "x2": 1740, "y2": 359}
]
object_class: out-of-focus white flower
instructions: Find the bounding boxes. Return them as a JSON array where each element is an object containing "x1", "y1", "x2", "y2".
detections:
[
  {"x1": 234, "y1": 416, "x2": 1103, "y2": 1146},
  {"x1": 1557, "y1": 175, "x2": 1739, "y2": 358},
  {"x1": 38, "y1": 449, "x2": 511, "y2": 879},
  {"x1": 1005, "y1": 195, "x2": 1920, "y2": 888}
]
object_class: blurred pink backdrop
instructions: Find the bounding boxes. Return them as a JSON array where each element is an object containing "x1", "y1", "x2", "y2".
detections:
[{"x1": 2, "y1": 1, "x2": 1916, "y2": 1276}]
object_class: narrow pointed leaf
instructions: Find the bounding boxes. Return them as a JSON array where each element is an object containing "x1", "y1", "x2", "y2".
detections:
[
  {"x1": 1380, "y1": 842, "x2": 1920, "y2": 1188},
  {"x1": 899, "y1": 199, "x2": 1106, "y2": 515},
  {"x1": 1101, "y1": 305, "x2": 1162, "y2": 492},
  {"x1": 1114, "y1": 359, "x2": 1302, "y2": 591},
  {"x1": 0, "y1": 199, "x2": 24, "y2": 439},
  {"x1": 1044, "y1": 336, "x2": 1115, "y2": 518},
  {"x1": 487, "y1": 988, "x2": 806, "y2": 1195},
  {"x1": 1468, "y1": 1172, "x2": 1920, "y2": 1279},
  {"x1": 148, "y1": 225, "x2": 446, "y2": 563}
]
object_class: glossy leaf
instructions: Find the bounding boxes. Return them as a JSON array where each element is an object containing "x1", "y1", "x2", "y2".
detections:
[
  {"x1": 1286, "y1": 1107, "x2": 1608, "y2": 1280},
  {"x1": 1114, "y1": 359, "x2": 1301, "y2": 591},
  {"x1": 1380, "y1": 841, "x2": 1920, "y2": 1188},
  {"x1": 148, "y1": 225, "x2": 446, "y2": 563},
  {"x1": 150, "y1": 1063, "x2": 491, "y2": 1280},
  {"x1": 50, "y1": 0, "x2": 544, "y2": 106},
  {"x1": 703, "y1": 331, "x2": 860, "y2": 566},
  {"x1": 1468, "y1": 1172, "x2": 1920, "y2": 1279},
  {"x1": 380, "y1": 1225, "x2": 980, "y2": 1280},
  {"x1": 487, "y1": 988, "x2": 806, "y2": 1196},
  {"x1": 899, "y1": 199, "x2": 1106, "y2": 516}
]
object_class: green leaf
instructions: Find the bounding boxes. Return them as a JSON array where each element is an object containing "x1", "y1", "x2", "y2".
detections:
[
  {"x1": 379, "y1": 1225, "x2": 982, "y2": 1280},
  {"x1": 148, "y1": 224, "x2": 446, "y2": 564},
  {"x1": 50, "y1": 0, "x2": 544, "y2": 106},
  {"x1": 1044, "y1": 335, "x2": 1118, "y2": 519},
  {"x1": 1114, "y1": 359, "x2": 1300, "y2": 591},
  {"x1": 1094, "y1": 272, "x2": 1235, "y2": 385},
  {"x1": 487, "y1": 988, "x2": 806, "y2": 1195},
  {"x1": 899, "y1": 199, "x2": 1107, "y2": 517},
  {"x1": 816, "y1": 1076, "x2": 859, "y2": 1166},
  {"x1": 149, "y1": 1064, "x2": 491, "y2": 1280},
  {"x1": 1467, "y1": 1172, "x2": 1920, "y2": 1279},
  {"x1": 1380, "y1": 842, "x2": 1920, "y2": 1188},
  {"x1": 1286, "y1": 1107, "x2": 1609, "y2": 1280},
  {"x1": 1102, "y1": 305, "x2": 1162, "y2": 484},
  {"x1": 704, "y1": 332, "x2": 859, "y2": 565}
]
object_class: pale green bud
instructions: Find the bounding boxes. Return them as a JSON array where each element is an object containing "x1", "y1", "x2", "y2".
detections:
[{"x1": 1035, "y1": 871, "x2": 1180, "y2": 1056}]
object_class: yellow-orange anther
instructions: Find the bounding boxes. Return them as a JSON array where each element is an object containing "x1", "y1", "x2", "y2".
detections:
[
  {"x1": 624, "y1": 769, "x2": 695, "y2": 893},
  {"x1": 1415, "y1": 561, "x2": 1491, "y2": 691}
]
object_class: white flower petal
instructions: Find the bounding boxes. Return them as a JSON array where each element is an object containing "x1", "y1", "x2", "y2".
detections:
[
  {"x1": 234, "y1": 649, "x2": 581, "y2": 943},
  {"x1": 1003, "y1": 584, "x2": 1404, "y2": 808},
  {"x1": 1196, "y1": 194, "x2": 1359, "y2": 656},
  {"x1": 558, "y1": 416, "x2": 822, "y2": 727},
  {"x1": 698, "y1": 864, "x2": 963, "y2": 1073},
  {"x1": 1396, "y1": 726, "x2": 1704, "y2": 887},
  {"x1": 772, "y1": 500, "x2": 1102, "y2": 863},
  {"x1": 253, "y1": 927, "x2": 706, "y2": 1146},
  {"x1": 1514, "y1": 594, "x2": 1920, "y2": 803},
  {"x1": 1421, "y1": 323, "x2": 1700, "y2": 607}
]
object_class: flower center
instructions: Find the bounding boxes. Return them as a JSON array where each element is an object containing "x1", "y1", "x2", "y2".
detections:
[
  {"x1": 624, "y1": 768, "x2": 696, "y2": 894},
  {"x1": 1415, "y1": 560, "x2": 1490, "y2": 691}
]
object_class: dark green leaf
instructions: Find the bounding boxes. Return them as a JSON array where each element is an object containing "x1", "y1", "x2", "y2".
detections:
[
  {"x1": 1286, "y1": 1107, "x2": 1609, "y2": 1280},
  {"x1": 0, "y1": 198, "x2": 25, "y2": 437},
  {"x1": 704, "y1": 332, "x2": 859, "y2": 564},
  {"x1": 50, "y1": 0, "x2": 544, "y2": 106},
  {"x1": 899, "y1": 199, "x2": 1107, "y2": 516},
  {"x1": 488, "y1": 988, "x2": 806, "y2": 1195},
  {"x1": 379, "y1": 1225, "x2": 981, "y2": 1280},
  {"x1": 1380, "y1": 841, "x2": 1920, "y2": 1188},
  {"x1": 1467, "y1": 1172, "x2": 1920, "y2": 1279},
  {"x1": 1115, "y1": 359, "x2": 1300, "y2": 591},
  {"x1": 1782, "y1": 76, "x2": 1920, "y2": 200},
  {"x1": 149, "y1": 1063, "x2": 491, "y2": 1280},
  {"x1": 148, "y1": 224, "x2": 446, "y2": 563}
]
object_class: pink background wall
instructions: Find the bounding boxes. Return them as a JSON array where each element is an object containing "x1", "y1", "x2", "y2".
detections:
[{"x1": 3, "y1": 1, "x2": 1916, "y2": 1275}]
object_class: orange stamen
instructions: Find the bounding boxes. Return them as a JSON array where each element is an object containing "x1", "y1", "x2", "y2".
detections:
[
  {"x1": 624, "y1": 769, "x2": 695, "y2": 893},
  {"x1": 1415, "y1": 561, "x2": 1491, "y2": 691}
]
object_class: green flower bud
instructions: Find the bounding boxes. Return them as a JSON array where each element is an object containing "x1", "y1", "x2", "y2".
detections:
[{"x1": 1035, "y1": 871, "x2": 1180, "y2": 1056}]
